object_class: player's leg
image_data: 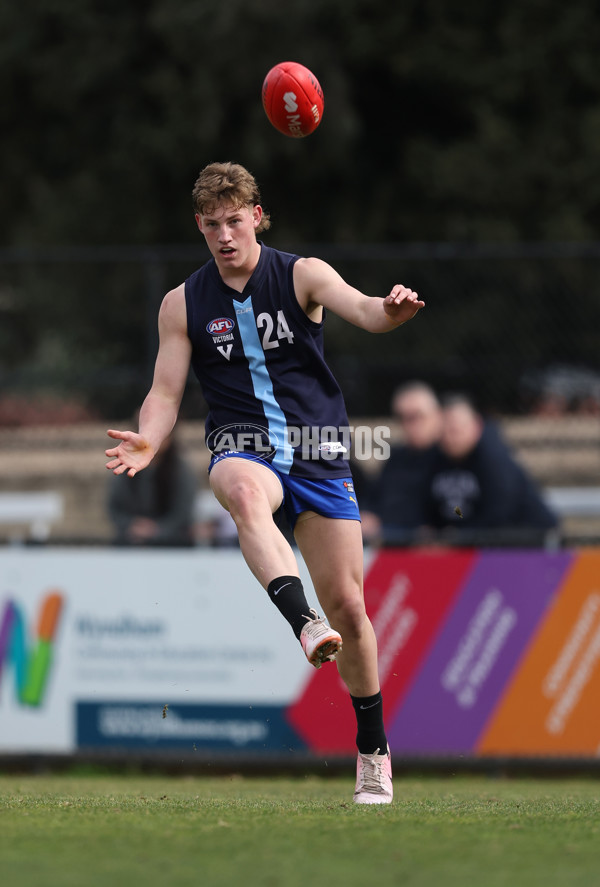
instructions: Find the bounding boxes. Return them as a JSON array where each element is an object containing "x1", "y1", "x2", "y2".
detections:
[
  {"x1": 209, "y1": 456, "x2": 295, "y2": 583},
  {"x1": 294, "y1": 512, "x2": 392, "y2": 804},
  {"x1": 209, "y1": 456, "x2": 320, "y2": 645},
  {"x1": 294, "y1": 513, "x2": 378, "y2": 695}
]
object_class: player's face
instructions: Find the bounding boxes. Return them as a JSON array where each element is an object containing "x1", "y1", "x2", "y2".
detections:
[{"x1": 196, "y1": 202, "x2": 262, "y2": 269}]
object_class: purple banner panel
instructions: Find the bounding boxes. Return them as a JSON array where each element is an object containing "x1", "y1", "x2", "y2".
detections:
[{"x1": 388, "y1": 550, "x2": 573, "y2": 755}]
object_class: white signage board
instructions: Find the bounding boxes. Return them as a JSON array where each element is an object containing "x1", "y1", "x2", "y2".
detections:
[{"x1": 0, "y1": 548, "x2": 322, "y2": 754}]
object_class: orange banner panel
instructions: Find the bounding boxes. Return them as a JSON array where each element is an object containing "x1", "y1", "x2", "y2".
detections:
[{"x1": 478, "y1": 550, "x2": 600, "y2": 756}]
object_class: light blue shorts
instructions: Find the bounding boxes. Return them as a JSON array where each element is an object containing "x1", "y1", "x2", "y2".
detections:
[{"x1": 208, "y1": 451, "x2": 360, "y2": 529}]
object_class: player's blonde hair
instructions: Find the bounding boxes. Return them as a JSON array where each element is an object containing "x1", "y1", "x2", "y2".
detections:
[{"x1": 192, "y1": 162, "x2": 271, "y2": 233}]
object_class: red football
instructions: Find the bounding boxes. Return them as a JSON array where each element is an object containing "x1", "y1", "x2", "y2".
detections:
[{"x1": 262, "y1": 62, "x2": 324, "y2": 138}]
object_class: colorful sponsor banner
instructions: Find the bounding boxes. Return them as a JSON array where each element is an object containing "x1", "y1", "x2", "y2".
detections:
[
  {"x1": 3, "y1": 546, "x2": 600, "y2": 759},
  {"x1": 388, "y1": 550, "x2": 572, "y2": 754},
  {"x1": 479, "y1": 550, "x2": 600, "y2": 756},
  {"x1": 287, "y1": 548, "x2": 476, "y2": 752}
]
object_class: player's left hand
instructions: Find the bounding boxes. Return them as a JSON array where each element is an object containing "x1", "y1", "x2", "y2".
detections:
[{"x1": 383, "y1": 285, "x2": 425, "y2": 325}]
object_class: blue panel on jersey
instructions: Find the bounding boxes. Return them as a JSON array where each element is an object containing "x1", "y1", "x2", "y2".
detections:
[{"x1": 233, "y1": 295, "x2": 293, "y2": 474}]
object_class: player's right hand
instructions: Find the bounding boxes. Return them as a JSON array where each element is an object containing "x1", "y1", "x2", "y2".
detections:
[{"x1": 105, "y1": 429, "x2": 155, "y2": 477}]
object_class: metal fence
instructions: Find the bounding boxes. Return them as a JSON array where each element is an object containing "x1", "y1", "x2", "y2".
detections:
[{"x1": 1, "y1": 241, "x2": 600, "y2": 420}]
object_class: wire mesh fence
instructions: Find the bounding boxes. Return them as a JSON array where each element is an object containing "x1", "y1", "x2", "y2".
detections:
[{"x1": 2, "y1": 241, "x2": 599, "y2": 421}]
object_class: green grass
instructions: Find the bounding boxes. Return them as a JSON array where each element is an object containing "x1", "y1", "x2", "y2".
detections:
[{"x1": 1, "y1": 772, "x2": 600, "y2": 887}]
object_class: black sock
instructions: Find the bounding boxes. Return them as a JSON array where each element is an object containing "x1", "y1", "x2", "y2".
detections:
[
  {"x1": 351, "y1": 691, "x2": 388, "y2": 755},
  {"x1": 266, "y1": 575, "x2": 311, "y2": 641}
]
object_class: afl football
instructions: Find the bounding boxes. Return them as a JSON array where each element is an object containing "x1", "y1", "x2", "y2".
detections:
[{"x1": 262, "y1": 61, "x2": 324, "y2": 138}]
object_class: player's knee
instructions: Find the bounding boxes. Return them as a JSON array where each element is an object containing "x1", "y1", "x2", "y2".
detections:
[
  {"x1": 328, "y1": 590, "x2": 366, "y2": 640},
  {"x1": 226, "y1": 477, "x2": 269, "y2": 524}
]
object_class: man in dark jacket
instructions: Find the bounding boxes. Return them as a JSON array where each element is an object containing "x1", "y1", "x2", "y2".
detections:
[{"x1": 426, "y1": 394, "x2": 559, "y2": 543}]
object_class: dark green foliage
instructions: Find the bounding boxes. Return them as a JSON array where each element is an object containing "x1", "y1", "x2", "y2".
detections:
[
  {"x1": 3, "y1": 0, "x2": 600, "y2": 245},
  {"x1": 2, "y1": 1, "x2": 600, "y2": 417}
]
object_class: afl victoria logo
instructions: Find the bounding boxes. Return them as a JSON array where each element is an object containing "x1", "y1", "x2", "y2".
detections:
[{"x1": 206, "y1": 317, "x2": 235, "y2": 335}]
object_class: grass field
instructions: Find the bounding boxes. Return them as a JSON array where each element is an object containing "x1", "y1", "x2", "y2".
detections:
[{"x1": 2, "y1": 771, "x2": 600, "y2": 887}]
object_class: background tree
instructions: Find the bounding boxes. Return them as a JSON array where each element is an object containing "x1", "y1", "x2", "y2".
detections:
[{"x1": 1, "y1": 0, "x2": 600, "y2": 419}]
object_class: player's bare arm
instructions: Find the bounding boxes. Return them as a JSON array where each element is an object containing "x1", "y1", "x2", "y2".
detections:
[
  {"x1": 294, "y1": 257, "x2": 424, "y2": 332},
  {"x1": 105, "y1": 285, "x2": 192, "y2": 477}
]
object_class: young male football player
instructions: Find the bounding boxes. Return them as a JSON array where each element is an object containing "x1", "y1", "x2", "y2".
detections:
[{"x1": 106, "y1": 162, "x2": 424, "y2": 803}]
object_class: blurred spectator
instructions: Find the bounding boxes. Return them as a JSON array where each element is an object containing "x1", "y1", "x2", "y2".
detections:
[
  {"x1": 425, "y1": 394, "x2": 559, "y2": 542},
  {"x1": 531, "y1": 391, "x2": 570, "y2": 417},
  {"x1": 571, "y1": 394, "x2": 600, "y2": 417},
  {"x1": 107, "y1": 433, "x2": 197, "y2": 547},
  {"x1": 359, "y1": 381, "x2": 443, "y2": 544},
  {"x1": 520, "y1": 364, "x2": 600, "y2": 416}
]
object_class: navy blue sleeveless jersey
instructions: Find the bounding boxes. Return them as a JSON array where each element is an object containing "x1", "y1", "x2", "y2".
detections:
[{"x1": 184, "y1": 243, "x2": 351, "y2": 479}]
